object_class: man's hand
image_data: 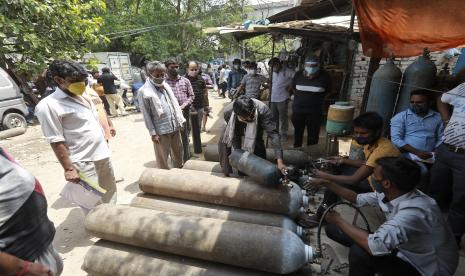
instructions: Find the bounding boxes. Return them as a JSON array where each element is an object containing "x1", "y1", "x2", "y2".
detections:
[
  {"x1": 308, "y1": 177, "x2": 329, "y2": 187},
  {"x1": 311, "y1": 169, "x2": 330, "y2": 179},
  {"x1": 25, "y1": 262, "x2": 53, "y2": 276},
  {"x1": 65, "y1": 167, "x2": 80, "y2": 183},
  {"x1": 152, "y1": 135, "x2": 160, "y2": 144},
  {"x1": 327, "y1": 156, "x2": 344, "y2": 166},
  {"x1": 277, "y1": 159, "x2": 287, "y2": 175},
  {"x1": 325, "y1": 210, "x2": 343, "y2": 225},
  {"x1": 415, "y1": 150, "x2": 433, "y2": 160},
  {"x1": 110, "y1": 127, "x2": 116, "y2": 137}
]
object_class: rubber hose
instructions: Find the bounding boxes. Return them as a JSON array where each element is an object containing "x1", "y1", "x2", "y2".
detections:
[{"x1": 316, "y1": 201, "x2": 372, "y2": 257}]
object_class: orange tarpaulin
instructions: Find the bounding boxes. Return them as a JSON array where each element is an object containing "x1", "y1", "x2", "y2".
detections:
[{"x1": 354, "y1": 0, "x2": 465, "y2": 57}]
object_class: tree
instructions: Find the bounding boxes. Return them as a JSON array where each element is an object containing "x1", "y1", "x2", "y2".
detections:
[
  {"x1": 0, "y1": 0, "x2": 106, "y2": 77},
  {"x1": 92, "y1": 0, "x2": 244, "y2": 64}
]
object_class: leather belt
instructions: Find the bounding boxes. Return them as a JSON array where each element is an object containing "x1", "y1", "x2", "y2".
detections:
[{"x1": 444, "y1": 143, "x2": 465, "y2": 154}]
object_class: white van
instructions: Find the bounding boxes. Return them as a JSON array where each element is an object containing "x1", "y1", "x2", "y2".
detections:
[{"x1": 0, "y1": 68, "x2": 28, "y2": 130}]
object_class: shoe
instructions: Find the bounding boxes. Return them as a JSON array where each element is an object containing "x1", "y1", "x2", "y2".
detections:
[{"x1": 298, "y1": 214, "x2": 323, "y2": 228}]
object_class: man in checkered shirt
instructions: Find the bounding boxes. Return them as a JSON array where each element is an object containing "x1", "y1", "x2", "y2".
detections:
[{"x1": 164, "y1": 58, "x2": 195, "y2": 163}]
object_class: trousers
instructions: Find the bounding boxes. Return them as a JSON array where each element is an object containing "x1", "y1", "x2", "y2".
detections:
[
  {"x1": 325, "y1": 224, "x2": 421, "y2": 276},
  {"x1": 291, "y1": 111, "x2": 322, "y2": 147},
  {"x1": 180, "y1": 107, "x2": 191, "y2": 163},
  {"x1": 429, "y1": 143, "x2": 465, "y2": 244},
  {"x1": 73, "y1": 158, "x2": 117, "y2": 204},
  {"x1": 271, "y1": 100, "x2": 289, "y2": 139},
  {"x1": 153, "y1": 130, "x2": 183, "y2": 170},
  {"x1": 105, "y1": 94, "x2": 127, "y2": 116}
]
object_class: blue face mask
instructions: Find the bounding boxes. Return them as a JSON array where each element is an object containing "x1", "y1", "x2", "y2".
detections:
[
  {"x1": 370, "y1": 175, "x2": 384, "y2": 193},
  {"x1": 305, "y1": 66, "x2": 320, "y2": 75}
]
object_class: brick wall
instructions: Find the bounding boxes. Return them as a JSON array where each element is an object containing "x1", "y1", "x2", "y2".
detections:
[{"x1": 347, "y1": 44, "x2": 457, "y2": 115}]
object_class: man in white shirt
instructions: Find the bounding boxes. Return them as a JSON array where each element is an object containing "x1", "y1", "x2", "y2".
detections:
[
  {"x1": 269, "y1": 57, "x2": 295, "y2": 141},
  {"x1": 431, "y1": 82, "x2": 465, "y2": 247},
  {"x1": 35, "y1": 60, "x2": 116, "y2": 205}
]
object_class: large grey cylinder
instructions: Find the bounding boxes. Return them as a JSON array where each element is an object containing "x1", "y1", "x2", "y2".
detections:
[
  {"x1": 395, "y1": 53, "x2": 437, "y2": 113},
  {"x1": 85, "y1": 205, "x2": 313, "y2": 274},
  {"x1": 265, "y1": 149, "x2": 310, "y2": 168},
  {"x1": 229, "y1": 149, "x2": 281, "y2": 187},
  {"x1": 205, "y1": 146, "x2": 310, "y2": 168},
  {"x1": 183, "y1": 160, "x2": 223, "y2": 174},
  {"x1": 366, "y1": 59, "x2": 402, "y2": 123},
  {"x1": 204, "y1": 144, "x2": 220, "y2": 162},
  {"x1": 139, "y1": 168, "x2": 305, "y2": 218},
  {"x1": 130, "y1": 194, "x2": 302, "y2": 236},
  {"x1": 83, "y1": 240, "x2": 276, "y2": 276}
]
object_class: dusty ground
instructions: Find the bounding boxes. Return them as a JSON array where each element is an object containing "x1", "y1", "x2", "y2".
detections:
[{"x1": 1, "y1": 89, "x2": 464, "y2": 275}]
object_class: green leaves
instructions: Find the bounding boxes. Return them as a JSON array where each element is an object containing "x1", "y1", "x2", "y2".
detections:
[{"x1": 1, "y1": 0, "x2": 105, "y2": 74}]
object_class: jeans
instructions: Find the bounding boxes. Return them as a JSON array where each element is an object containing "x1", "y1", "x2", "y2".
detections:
[
  {"x1": 429, "y1": 143, "x2": 465, "y2": 243},
  {"x1": 325, "y1": 224, "x2": 421, "y2": 276},
  {"x1": 292, "y1": 111, "x2": 322, "y2": 147},
  {"x1": 271, "y1": 100, "x2": 289, "y2": 139}
]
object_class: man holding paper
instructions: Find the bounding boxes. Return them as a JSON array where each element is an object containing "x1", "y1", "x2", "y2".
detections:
[
  {"x1": 36, "y1": 60, "x2": 117, "y2": 208},
  {"x1": 390, "y1": 89, "x2": 443, "y2": 189}
]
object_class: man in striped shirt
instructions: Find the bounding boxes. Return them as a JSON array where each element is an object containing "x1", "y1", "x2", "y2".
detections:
[
  {"x1": 164, "y1": 58, "x2": 194, "y2": 163},
  {"x1": 290, "y1": 57, "x2": 331, "y2": 147},
  {"x1": 430, "y1": 82, "x2": 465, "y2": 248}
]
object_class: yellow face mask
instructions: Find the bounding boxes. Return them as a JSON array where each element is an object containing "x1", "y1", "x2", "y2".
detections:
[{"x1": 68, "y1": 82, "x2": 86, "y2": 96}]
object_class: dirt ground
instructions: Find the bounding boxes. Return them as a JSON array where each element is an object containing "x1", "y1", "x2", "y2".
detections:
[{"x1": 1, "y1": 89, "x2": 464, "y2": 275}]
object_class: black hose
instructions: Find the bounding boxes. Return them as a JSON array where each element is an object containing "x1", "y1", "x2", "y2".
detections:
[{"x1": 316, "y1": 201, "x2": 372, "y2": 257}]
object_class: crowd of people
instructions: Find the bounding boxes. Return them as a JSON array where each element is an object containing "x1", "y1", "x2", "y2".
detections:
[{"x1": 0, "y1": 54, "x2": 464, "y2": 276}]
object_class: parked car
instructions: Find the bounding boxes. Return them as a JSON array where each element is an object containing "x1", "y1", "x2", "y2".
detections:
[{"x1": 0, "y1": 68, "x2": 28, "y2": 130}]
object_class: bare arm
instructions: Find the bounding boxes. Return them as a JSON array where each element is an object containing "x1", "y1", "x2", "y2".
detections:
[
  {"x1": 323, "y1": 181, "x2": 358, "y2": 203},
  {"x1": 332, "y1": 214, "x2": 371, "y2": 253},
  {"x1": 50, "y1": 142, "x2": 80, "y2": 183},
  {"x1": 436, "y1": 96, "x2": 451, "y2": 123},
  {"x1": 341, "y1": 158, "x2": 365, "y2": 168},
  {"x1": 317, "y1": 165, "x2": 373, "y2": 186},
  {"x1": 0, "y1": 250, "x2": 52, "y2": 276}
]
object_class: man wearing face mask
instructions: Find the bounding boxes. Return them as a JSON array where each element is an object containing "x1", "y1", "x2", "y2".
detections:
[
  {"x1": 138, "y1": 61, "x2": 186, "y2": 169},
  {"x1": 390, "y1": 90, "x2": 443, "y2": 188},
  {"x1": 291, "y1": 56, "x2": 331, "y2": 147},
  {"x1": 185, "y1": 61, "x2": 207, "y2": 127},
  {"x1": 36, "y1": 60, "x2": 117, "y2": 206},
  {"x1": 269, "y1": 57, "x2": 295, "y2": 141},
  {"x1": 227, "y1": 59, "x2": 247, "y2": 99},
  {"x1": 310, "y1": 157, "x2": 458, "y2": 276},
  {"x1": 303, "y1": 112, "x2": 400, "y2": 227},
  {"x1": 219, "y1": 95, "x2": 287, "y2": 176},
  {"x1": 236, "y1": 62, "x2": 268, "y2": 99},
  {"x1": 164, "y1": 58, "x2": 195, "y2": 163}
]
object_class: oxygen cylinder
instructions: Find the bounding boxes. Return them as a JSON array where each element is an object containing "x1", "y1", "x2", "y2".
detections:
[
  {"x1": 396, "y1": 52, "x2": 437, "y2": 113},
  {"x1": 265, "y1": 149, "x2": 310, "y2": 168},
  {"x1": 204, "y1": 144, "x2": 220, "y2": 162},
  {"x1": 130, "y1": 194, "x2": 303, "y2": 236},
  {"x1": 206, "y1": 145, "x2": 310, "y2": 168},
  {"x1": 85, "y1": 205, "x2": 314, "y2": 274},
  {"x1": 138, "y1": 168, "x2": 307, "y2": 218},
  {"x1": 83, "y1": 240, "x2": 276, "y2": 276},
  {"x1": 366, "y1": 59, "x2": 402, "y2": 122},
  {"x1": 183, "y1": 160, "x2": 223, "y2": 174},
  {"x1": 229, "y1": 149, "x2": 281, "y2": 187}
]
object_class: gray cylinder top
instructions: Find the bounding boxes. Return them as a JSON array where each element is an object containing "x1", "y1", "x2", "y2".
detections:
[
  {"x1": 366, "y1": 59, "x2": 402, "y2": 122},
  {"x1": 396, "y1": 54, "x2": 437, "y2": 113}
]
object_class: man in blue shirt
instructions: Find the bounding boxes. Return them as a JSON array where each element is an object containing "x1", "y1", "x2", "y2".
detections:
[
  {"x1": 390, "y1": 89, "x2": 443, "y2": 186},
  {"x1": 227, "y1": 59, "x2": 247, "y2": 99}
]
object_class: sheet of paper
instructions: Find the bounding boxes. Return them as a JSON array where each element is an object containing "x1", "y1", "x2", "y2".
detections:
[
  {"x1": 60, "y1": 180, "x2": 104, "y2": 211},
  {"x1": 408, "y1": 152, "x2": 435, "y2": 164}
]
